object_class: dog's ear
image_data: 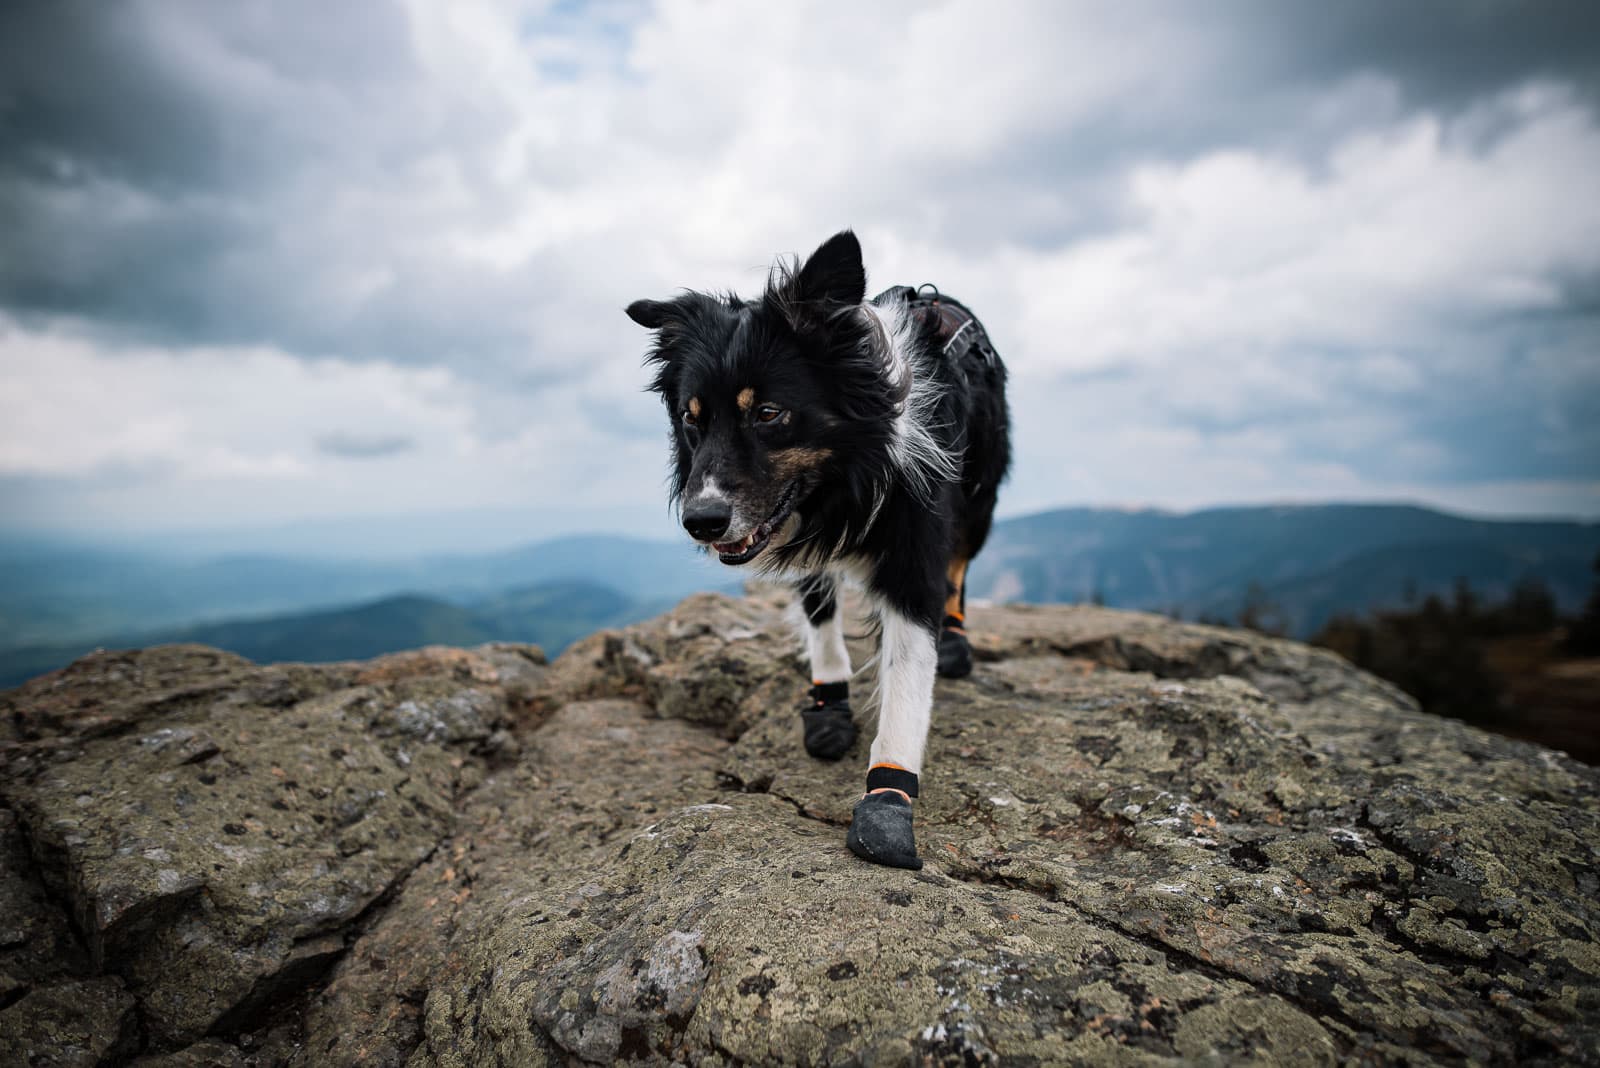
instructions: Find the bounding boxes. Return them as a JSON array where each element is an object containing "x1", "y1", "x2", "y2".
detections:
[
  {"x1": 796, "y1": 230, "x2": 866, "y2": 307},
  {"x1": 626, "y1": 299, "x2": 676, "y2": 329},
  {"x1": 631, "y1": 297, "x2": 688, "y2": 396},
  {"x1": 769, "y1": 230, "x2": 867, "y2": 332}
]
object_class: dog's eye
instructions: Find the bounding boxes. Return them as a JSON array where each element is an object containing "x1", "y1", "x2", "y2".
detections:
[
  {"x1": 756, "y1": 405, "x2": 784, "y2": 424},
  {"x1": 682, "y1": 409, "x2": 699, "y2": 428}
]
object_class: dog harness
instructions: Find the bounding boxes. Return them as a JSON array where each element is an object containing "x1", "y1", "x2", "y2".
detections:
[{"x1": 872, "y1": 284, "x2": 1000, "y2": 371}]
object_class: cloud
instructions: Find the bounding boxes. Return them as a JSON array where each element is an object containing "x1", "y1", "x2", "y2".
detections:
[
  {"x1": 0, "y1": 322, "x2": 451, "y2": 481},
  {"x1": 8, "y1": 1, "x2": 1593, "y2": 365},
  {"x1": 0, "y1": 312, "x2": 678, "y2": 535},
  {"x1": 314, "y1": 432, "x2": 417, "y2": 460},
  {"x1": 1, "y1": 0, "x2": 1598, "y2": 542}
]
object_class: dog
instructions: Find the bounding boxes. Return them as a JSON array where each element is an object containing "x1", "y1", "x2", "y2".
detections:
[{"x1": 626, "y1": 230, "x2": 1010, "y2": 869}]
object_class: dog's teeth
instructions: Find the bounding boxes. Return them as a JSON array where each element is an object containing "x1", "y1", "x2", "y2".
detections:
[{"x1": 715, "y1": 526, "x2": 772, "y2": 557}]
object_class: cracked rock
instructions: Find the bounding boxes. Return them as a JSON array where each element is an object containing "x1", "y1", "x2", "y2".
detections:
[{"x1": 2, "y1": 596, "x2": 1597, "y2": 1066}]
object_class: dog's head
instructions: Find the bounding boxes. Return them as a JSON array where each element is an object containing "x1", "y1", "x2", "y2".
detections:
[{"x1": 627, "y1": 230, "x2": 906, "y2": 567}]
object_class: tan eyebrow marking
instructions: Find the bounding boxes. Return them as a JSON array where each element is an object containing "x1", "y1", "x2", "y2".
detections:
[
  {"x1": 688, "y1": 397, "x2": 701, "y2": 418},
  {"x1": 737, "y1": 388, "x2": 755, "y2": 412}
]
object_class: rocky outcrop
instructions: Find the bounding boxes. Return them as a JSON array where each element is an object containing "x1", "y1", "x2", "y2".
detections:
[{"x1": 1, "y1": 592, "x2": 1596, "y2": 1065}]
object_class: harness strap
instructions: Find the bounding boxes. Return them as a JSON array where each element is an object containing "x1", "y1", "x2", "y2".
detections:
[
  {"x1": 872, "y1": 285, "x2": 996, "y2": 369},
  {"x1": 932, "y1": 301, "x2": 977, "y2": 355}
]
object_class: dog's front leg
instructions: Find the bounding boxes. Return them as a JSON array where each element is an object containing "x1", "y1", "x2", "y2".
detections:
[
  {"x1": 846, "y1": 604, "x2": 937, "y2": 870},
  {"x1": 798, "y1": 574, "x2": 857, "y2": 760}
]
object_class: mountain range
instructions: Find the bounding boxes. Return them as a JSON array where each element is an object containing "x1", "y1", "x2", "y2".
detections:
[
  {"x1": 0, "y1": 534, "x2": 728, "y2": 648},
  {"x1": 0, "y1": 580, "x2": 686, "y2": 690},
  {"x1": 966, "y1": 504, "x2": 1597, "y2": 635},
  {"x1": 2, "y1": 503, "x2": 1595, "y2": 689}
]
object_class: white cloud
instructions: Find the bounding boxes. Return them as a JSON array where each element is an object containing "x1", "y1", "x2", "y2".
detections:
[
  {"x1": 0, "y1": 317, "x2": 673, "y2": 534},
  {"x1": 986, "y1": 84, "x2": 1600, "y2": 376},
  {"x1": 0, "y1": 322, "x2": 458, "y2": 480}
]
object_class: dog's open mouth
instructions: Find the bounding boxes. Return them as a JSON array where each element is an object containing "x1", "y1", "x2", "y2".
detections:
[{"x1": 712, "y1": 481, "x2": 799, "y2": 565}]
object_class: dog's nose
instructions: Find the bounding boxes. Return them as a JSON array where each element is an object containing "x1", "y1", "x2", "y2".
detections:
[{"x1": 682, "y1": 500, "x2": 732, "y2": 542}]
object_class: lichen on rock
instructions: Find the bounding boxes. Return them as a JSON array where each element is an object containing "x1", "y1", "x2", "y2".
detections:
[{"x1": 1, "y1": 596, "x2": 1596, "y2": 1065}]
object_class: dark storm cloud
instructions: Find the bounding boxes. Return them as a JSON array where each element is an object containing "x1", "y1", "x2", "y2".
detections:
[
  {"x1": 2, "y1": 0, "x2": 1597, "y2": 365},
  {"x1": 1243, "y1": 0, "x2": 1600, "y2": 111},
  {"x1": 0, "y1": 3, "x2": 224, "y2": 191},
  {"x1": 0, "y1": 178, "x2": 578, "y2": 369},
  {"x1": 0, "y1": 0, "x2": 420, "y2": 191},
  {"x1": 0, "y1": 0, "x2": 561, "y2": 370},
  {"x1": 911, "y1": 0, "x2": 1600, "y2": 246}
]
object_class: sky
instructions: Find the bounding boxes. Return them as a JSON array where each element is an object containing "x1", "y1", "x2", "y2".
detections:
[{"x1": 2, "y1": 0, "x2": 1598, "y2": 555}]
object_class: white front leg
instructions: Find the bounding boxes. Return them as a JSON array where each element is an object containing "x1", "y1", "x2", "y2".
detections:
[
  {"x1": 807, "y1": 609, "x2": 852, "y2": 685},
  {"x1": 868, "y1": 607, "x2": 938, "y2": 775}
]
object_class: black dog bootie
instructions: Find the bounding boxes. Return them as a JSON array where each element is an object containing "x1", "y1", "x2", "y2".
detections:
[
  {"x1": 801, "y1": 681, "x2": 857, "y2": 761},
  {"x1": 937, "y1": 616, "x2": 973, "y2": 679},
  {"x1": 846, "y1": 764, "x2": 922, "y2": 869}
]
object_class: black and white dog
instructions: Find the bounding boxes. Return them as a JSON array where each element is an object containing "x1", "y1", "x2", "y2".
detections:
[{"x1": 627, "y1": 231, "x2": 1010, "y2": 869}]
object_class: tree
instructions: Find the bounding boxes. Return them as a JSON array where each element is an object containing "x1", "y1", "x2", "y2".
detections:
[
  {"x1": 1451, "y1": 577, "x2": 1479, "y2": 625},
  {"x1": 1311, "y1": 588, "x2": 1504, "y2": 728},
  {"x1": 1237, "y1": 582, "x2": 1287, "y2": 637},
  {"x1": 1488, "y1": 576, "x2": 1558, "y2": 637},
  {"x1": 1566, "y1": 552, "x2": 1600, "y2": 656}
]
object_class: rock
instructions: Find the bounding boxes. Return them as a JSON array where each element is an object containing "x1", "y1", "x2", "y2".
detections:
[
  {"x1": 0, "y1": 643, "x2": 536, "y2": 1052},
  {"x1": 416, "y1": 798, "x2": 1342, "y2": 1066},
  {"x1": 1, "y1": 597, "x2": 1596, "y2": 1065},
  {"x1": 129, "y1": 1038, "x2": 247, "y2": 1067},
  {"x1": 0, "y1": 977, "x2": 138, "y2": 1067},
  {"x1": 0, "y1": 806, "x2": 87, "y2": 999},
  {"x1": 297, "y1": 698, "x2": 726, "y2": 1067}
]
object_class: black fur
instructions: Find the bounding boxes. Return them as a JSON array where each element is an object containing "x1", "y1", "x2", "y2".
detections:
[
  {"x1": 628, "y1": 230, "x2": 1011, "y2": 637},
  {"x1": 797, "y1": 572, "x2": 838, "y2": 626}
]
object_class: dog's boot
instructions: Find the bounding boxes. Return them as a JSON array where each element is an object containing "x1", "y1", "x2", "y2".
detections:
[
  {"x1": 847, "y1": 763, "x2": 922, "y2": 869},
  {"x1": 847, "y1": 790, "x2": 922, "y2": 869},
  {"x1": 801, "y1": 682, "x2": 857, "y2": 761},
  {"x1": 937, "y1": 616, "x2": 973, "y2": 679}
]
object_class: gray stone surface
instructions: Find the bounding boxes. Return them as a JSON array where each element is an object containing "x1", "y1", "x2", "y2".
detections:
[
  {"x1": 1, "y1": 596, "x2": 1595, "y2": 1065},
  {"x1": 0, "y1": 977, "x2": 138, "y2": 1067}
]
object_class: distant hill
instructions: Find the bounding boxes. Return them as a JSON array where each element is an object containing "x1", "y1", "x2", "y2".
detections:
[
  {"x1": 968, "y1": 504, "x2": 1599, "y2": 636},
  {"x1": 0, "y1": 580, "x2": 668, "y2": 689},
  {"x1": 5, "y1": 503, "x2": 1596, "y2": 688},
  {"x1": 0, "y1": 534, "x2": 727, "y2": 649}
]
